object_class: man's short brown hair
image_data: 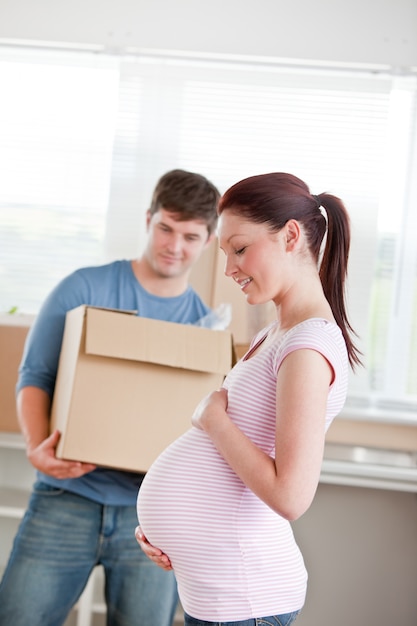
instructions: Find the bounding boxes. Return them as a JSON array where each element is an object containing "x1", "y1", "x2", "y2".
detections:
[{"x1": 149, "y1": 169, "x2": 220, "y2": 236}]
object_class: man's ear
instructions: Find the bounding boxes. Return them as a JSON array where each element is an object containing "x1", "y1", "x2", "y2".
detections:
[
  {"x1": 145, "y1": 209, "x2": 152, "y2": 230},
  {"x1": 204, "y1": 232, "x2": 216, "y2": 248}
]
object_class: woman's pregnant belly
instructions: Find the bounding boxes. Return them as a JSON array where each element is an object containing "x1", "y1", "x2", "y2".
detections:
[
  {"x1": 137, "y1": 426, "x2": 245, "y2": 564},
  {"x1": 137, "y1": 426, "x2": 307, "y2": 621}
]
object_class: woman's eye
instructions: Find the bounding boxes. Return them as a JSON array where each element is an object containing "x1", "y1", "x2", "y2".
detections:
[{"x1": 235, "y1": 247, "x2": 246, "y2": 256}]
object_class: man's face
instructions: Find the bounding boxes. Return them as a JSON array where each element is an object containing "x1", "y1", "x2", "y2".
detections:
[{"x1": 145, "y1": 208, "x2": 212, "y2": 279}]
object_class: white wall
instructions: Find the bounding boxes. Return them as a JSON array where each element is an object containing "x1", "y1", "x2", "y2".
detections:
[{"x1": 0, "y1": 0, "x2": 416, "y2": 68}]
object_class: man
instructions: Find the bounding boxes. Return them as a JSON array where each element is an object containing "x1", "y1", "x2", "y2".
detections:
[{"x1": 0, "y1": 169, "x2": 220, "y2": 626}]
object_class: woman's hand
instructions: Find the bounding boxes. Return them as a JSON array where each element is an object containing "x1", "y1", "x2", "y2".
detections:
[
  {"x1": 135, "y1": 526, "x2": 173, "y2": 571},
  {"x1": 191, "y1": 388, "x2": 228, "y2": 432}
]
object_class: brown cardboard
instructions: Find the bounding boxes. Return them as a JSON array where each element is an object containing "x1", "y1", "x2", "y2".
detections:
[
  {"x1": 51, "y1": 305, "x2": 234, "y2": 472},
  {"x1": 0, "y1": 315, "x2": 33, "y2": 432}
]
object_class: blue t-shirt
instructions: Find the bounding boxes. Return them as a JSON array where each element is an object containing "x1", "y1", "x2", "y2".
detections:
[{"x1": 18, "y1": 260, "x2": 211, "y2": 505}]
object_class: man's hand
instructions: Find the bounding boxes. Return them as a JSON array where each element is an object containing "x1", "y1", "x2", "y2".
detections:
[{"x1": 28, "y1": 429, "x2": 96, "y2": 478}]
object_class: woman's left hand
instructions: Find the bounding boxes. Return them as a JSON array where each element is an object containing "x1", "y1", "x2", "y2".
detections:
[
  {"x1": 191, "y1": 388, "x2": 228, "y2": 431},
  {"x1": 135, "y1": 526, "x2": 173, "y2": 571}
]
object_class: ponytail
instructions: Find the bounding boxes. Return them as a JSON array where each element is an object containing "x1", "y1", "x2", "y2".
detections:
[{"x1": 318, "y1": 193, "x2": 362, "y2": 369}]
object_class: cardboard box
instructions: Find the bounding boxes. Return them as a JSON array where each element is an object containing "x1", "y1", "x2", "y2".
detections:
[
  {"x1": 51, "y1": 305, "x2": 234, "y2": 472},
  {"x1": 0, "y1": 315, "x2": 33, "y2": 432}
]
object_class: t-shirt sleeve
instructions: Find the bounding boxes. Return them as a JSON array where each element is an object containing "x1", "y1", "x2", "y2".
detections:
[
  {"x1": 17, "y1": 271, "x2": 90, "y2": 397},
  {"x1": 271, "y1": 322, "x2": 349, "y2": 429},
  {"x1": 272, "y1": 322, "x2": 347, "y2": 388}
]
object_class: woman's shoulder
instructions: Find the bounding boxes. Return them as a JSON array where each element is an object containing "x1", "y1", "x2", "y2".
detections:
[{"x1": 276, "y1": 318, "x2": 347, "y2": 364}]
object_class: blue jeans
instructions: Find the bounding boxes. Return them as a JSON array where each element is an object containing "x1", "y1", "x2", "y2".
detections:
[
  {"x1": 0, "y1": 481, "x2": 178, "y2": 626},
  {"x1": 184, "y1": 611, "x2": 300, "y2": 626}
]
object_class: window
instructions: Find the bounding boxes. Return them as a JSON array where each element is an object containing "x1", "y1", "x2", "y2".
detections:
[
  {"x1": 0, "y1": 47, "x2": 119, "y2": 311},
  {"x1": 0, "y1": 45, "x2": 416, "y2": 412}
]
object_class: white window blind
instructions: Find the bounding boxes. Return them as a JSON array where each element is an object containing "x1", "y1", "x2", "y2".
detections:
[
  {"x1": 0, "y1": 47, "x2": 119, "y2": 312},
  {"x1": 0, "y1": 45, "x2": 416, "y2": 412}
]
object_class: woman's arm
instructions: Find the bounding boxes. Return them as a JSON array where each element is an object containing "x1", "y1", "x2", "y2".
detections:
[{"x1": 192, "y1": 348, "x2": 332, "y2": 521}]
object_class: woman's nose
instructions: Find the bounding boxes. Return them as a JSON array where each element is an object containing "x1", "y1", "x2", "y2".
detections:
[{"x1": 223, "y1": 256, "x2": 236, "y2": 277}]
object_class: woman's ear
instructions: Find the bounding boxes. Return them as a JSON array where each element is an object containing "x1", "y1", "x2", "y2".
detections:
[{"x1": 284, "y1": 219, "x2": 301, "y2": 251}]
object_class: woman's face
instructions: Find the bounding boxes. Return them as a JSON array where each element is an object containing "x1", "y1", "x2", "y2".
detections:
[{"x1": 218, "y1": 211, "x2": 292, "y2": 306}]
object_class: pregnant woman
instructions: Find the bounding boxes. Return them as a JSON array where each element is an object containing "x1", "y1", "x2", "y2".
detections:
[{"x1": 136, "y1": 172, "x2": 362, "y2": 626}]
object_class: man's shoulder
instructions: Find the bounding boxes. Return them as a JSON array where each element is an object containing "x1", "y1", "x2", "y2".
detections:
[
  {"x1": 59, "y1": 260, "x2": 130, "y2": 288},
  {"x1": 45, "y1": 260, "x2": 132, "y2": 311},
  {"x1": 72, "y1": 259, "x2": 130, "y2": 278}
]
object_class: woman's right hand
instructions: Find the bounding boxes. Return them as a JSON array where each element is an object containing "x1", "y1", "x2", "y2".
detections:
[{"x1": 135, "y1": 526, "x2": 173, "y2": 571}]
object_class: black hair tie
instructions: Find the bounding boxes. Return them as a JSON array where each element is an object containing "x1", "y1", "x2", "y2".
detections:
[{"x1": 312, "y1": 194, "x2": 321, "y2": 209}]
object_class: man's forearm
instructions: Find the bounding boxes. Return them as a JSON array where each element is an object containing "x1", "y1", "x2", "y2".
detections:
[{"x1": 17, "y1": 386, "x2": 51, "y2": 453}]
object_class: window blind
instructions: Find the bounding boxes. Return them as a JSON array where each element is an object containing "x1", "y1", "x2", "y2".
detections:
[
  {"x1": 0, "y1": 45, "x2": 416, "y2": 411},
  {"x1": 0, "y1": 47, "x2": 119, "y2": 312}
]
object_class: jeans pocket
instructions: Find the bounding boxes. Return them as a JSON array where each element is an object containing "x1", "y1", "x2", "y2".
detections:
[
  {"x1": 258, "y1": 611, "x2": 301, "y2": 626},
  {"x1": 277, "y1": 610, "x2": 300, "y2": 626}
]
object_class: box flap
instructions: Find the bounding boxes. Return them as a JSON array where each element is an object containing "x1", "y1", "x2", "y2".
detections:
[{"x1": 84, "y1": 306, "x2": 232, "y2": 375}]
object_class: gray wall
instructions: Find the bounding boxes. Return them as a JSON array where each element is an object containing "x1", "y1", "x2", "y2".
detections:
[{"x1": 292, "y1": 483, "x2": 417, "y2": 625}]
